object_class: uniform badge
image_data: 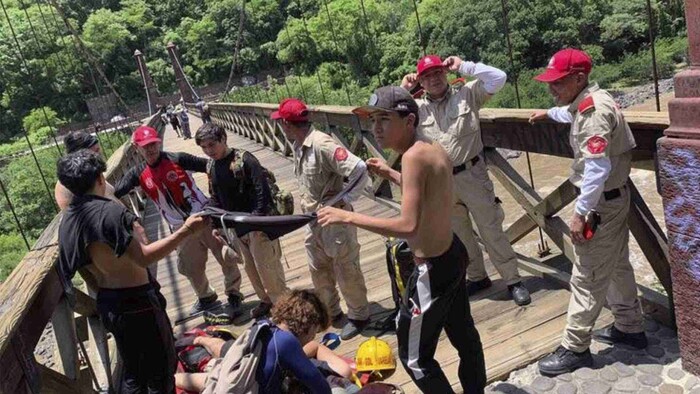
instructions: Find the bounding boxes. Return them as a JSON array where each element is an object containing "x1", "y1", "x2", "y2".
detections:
[
  {"x1": 587, "y1": 136, "x2": 608, "y2": 154},
  {"x1": 334, "y1": 147, "x2": 348, "y2": 161},
  {"x1": 166, "y1": 170, "x2": 179, "y2": 182},
  {"x1": 578, "y1": 96, "x2": 595, "y2": 114},
  {"x1": 145, "y1": 178, "x2": 155, "y2": 189}
]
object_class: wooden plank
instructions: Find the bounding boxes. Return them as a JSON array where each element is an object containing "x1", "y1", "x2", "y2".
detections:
[
  {"x1": 39, "y1": 364, "x2": 95, "y2": 394},
  {"x1": 485, "y1": 149, "x2": 578, "y2": 264},
  {"x1": 51, "y1": 297, "x2": 79, "y2": 380}
]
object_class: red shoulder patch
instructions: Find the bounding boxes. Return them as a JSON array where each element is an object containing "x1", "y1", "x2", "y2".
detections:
[
  {"x1": 587, "y1": 136, "x2": 608, "y2": 154},
  {"x1": 334, "y1": 147, "x2": 348, "y2": 161},
  {"x1": 578, "y1": 96, "x2": 595, "y2": 114}
]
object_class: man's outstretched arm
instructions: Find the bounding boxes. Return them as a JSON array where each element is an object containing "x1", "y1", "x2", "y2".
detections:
[
  {"x1": 125, "y1": 216, "x2": 208, "y2": 267},
  {"x1": 318, "y1": 150, "x2": 423, "y2": 239}
]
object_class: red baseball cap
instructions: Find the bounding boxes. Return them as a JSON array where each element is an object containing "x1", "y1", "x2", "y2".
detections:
[
  {"x1": 416, "y1": 55, "x2": 447, "y2": 77},
  {"x1": 534, "y1": 48, "x2": 592, "y2": 82},
  {"x1": 270, "y1": 98, "x2": 309, "y2": 122},
  {"x1": 132, "y1": 125, "x2": 161, "y2": 146}
]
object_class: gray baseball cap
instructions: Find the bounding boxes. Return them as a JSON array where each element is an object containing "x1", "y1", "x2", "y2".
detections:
[{"x1": 353, "y1": 86, "x2": 419, "y2": 118}]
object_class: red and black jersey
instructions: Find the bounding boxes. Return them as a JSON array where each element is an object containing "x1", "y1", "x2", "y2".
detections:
[{"x1": 115, "y1": 152, "x2": 209, "y2": 227}]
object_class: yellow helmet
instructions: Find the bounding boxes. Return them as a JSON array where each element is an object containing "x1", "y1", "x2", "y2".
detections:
[{"x1": 355, "y1": 337, "x2": 396, "y2": 372}]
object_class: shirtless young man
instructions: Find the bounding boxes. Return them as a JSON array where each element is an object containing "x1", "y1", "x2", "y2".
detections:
[
  {"x1": 317, "y1": 86, "x2": 486, "y2": 394},
  {"x1": 57, "y1": 150, "x2": 208, "y2": 393}
]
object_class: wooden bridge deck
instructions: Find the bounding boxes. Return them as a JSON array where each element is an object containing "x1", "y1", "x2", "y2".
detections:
[{"x1": 143, "y1": 116, "x2": 612, "y2": 393}]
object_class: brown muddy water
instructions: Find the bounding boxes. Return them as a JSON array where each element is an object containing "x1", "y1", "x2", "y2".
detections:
[{"x1": 494, "y1": 152, "x2": 666, "y2": 293}]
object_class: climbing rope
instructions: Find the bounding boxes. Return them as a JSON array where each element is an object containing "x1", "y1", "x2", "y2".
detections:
[{"x1": 411, "y1": 0, "x2": 426, "y2": 56}]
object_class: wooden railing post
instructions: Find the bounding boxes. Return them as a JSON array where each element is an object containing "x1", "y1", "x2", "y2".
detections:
[{"x1": 51, "y1": 297, "x2": 79, "y2": 381}]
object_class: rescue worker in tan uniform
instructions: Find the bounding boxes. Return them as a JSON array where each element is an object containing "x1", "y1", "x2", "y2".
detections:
[
  {"x1": 401, "y1": 55, "x2": 531, "y2": 306},
  {"x1": 271, "y1": 98, "x2": 372, "y2": 340},
  {"x1": 532, "y1": 49, "x2": 646, "y2": 376}
]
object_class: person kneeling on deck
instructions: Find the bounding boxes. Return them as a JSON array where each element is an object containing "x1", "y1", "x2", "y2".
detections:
[
  {"x1": 401, "y1": 55, "x2": 531, "y2": 306},
  {"x1": 531, "y1": 49, "x2": 646, "y2": 376},
  {"x1": 57, "y1": 150, "x2": 209, "y2": 393},
  {"x1": 194, "y1": 123, "x2": 289, "y2": 319},
  {"x1": 318, "y1": 87, "x2": 486, "y2": 393},
  {"x1": 271, "y1": 98, "x2": 371, "y2": 341},
  {"x1": 114, "y1": 126, "x2": 245, "y2": 316}
]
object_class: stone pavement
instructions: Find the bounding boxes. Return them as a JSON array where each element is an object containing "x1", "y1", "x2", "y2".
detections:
[{"x1": 485, "y1": 318, "x2": 700, "y2": 394}]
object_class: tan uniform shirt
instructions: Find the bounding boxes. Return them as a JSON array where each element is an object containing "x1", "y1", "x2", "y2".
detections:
[
  {"x1": 567, "y1": 83, "x2": 637, "y2": 190},
  {"x1": 294, "y1": 128, "x2": 361, "y2": 213},
  {"x1": 416, "y1": 80, "x2": 491, "y2": 166}
]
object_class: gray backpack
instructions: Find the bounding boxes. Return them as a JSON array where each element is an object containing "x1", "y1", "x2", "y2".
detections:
[{"x1": 202, "y1": 321, "x2": 271, "y2": 394}]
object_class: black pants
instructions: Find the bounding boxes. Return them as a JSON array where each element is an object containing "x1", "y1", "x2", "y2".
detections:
[
  {"x1": 397, "y1": 235, "x2": 486, "y2": 394},
  {"x1": 97, "y1": 283, "x2": 176, "y2": 394}
]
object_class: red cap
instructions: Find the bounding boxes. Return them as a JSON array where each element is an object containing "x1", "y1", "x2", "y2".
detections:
[
  {"x1": 270, "y1": 98, "x2": 309, "y2": 122},
  {"x1": 132, "y1": 125, "x2": 161, "y2": 146},
  {"x1": 416, "y1": 55, "x2": 446, "y2": 77},
  {"x1": 534, "y1": 49, "x2": 592, "y2": 82}
]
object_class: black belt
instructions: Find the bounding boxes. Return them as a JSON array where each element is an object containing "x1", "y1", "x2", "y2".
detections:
[
  {"x1": 574, "y1": 185, "x2": 624, "y2": 201},
  {"x1": 453, "y1": 156, "x2": 480, "y2": 175}
]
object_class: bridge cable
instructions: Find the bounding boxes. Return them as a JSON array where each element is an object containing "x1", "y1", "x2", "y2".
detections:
[
  {"x1": 645, "y1": 0, "x2": 661, "y2": 112},
  {"x1": 281, "y1": 19, "x2": 308, "y2": 102},
  {"x1": 2, "y1": 0, "x2": 65, "y2": 158},
  {"x1": 0, "y1": 174, "x2": 31, "y2": 250},
  {"x1": 36, "y1": 0, "x2": 118, "y2": 151},
  {"x1": 297, "y1": 4, "x2": 328, "y2": 105},
  {"x1": 499, "y1": 0, "x2": 549, "y2": 256},
  {"x1": 0, "y1": 0, "x2": 60, "y2": 213},
  {"x1": 49, "y1": 0, "x2": 135, "y2": 145},
  {"x1": 358, "y1": 0, "x2": 384, "y2": 88},
  {"x1": 321, "y1": 0, "x2": 354, "y2": 105},
  {"x1": 411, "y1": 0, "x2": 426, "y2": 56},
  {"x1": 32, "y1": 0, "x2": 113, "y2": 151},
  {"x1": 224, "y1": 0, "x2": 247, "y2": 95}
]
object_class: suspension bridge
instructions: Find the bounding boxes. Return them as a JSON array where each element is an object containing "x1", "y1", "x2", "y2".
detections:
[{"x1": 0, "y1": 0, "x2": 699, "y2": 393}]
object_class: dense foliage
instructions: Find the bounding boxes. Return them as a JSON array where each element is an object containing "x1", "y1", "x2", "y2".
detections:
[{"x1": 0, "y1": 0, "x2": 689, "y2": 281}]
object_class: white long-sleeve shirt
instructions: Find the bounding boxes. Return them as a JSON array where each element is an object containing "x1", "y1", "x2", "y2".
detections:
[{"x1": 458, "y1": 61, "x2": 507, "y2": 94}]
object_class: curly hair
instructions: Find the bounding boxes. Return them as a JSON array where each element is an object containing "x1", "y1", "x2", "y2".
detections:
[{"x1": 270, "y1": 289, "x2": 330, "y2": 339}]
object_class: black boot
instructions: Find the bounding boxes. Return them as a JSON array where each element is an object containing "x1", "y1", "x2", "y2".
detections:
[
  {"x1": 593, "y1": 325, "x2": 648, "y2": 349},
  {"x1": 538, "y1": 346, "x2": 593, "y2": 376},
  {"x1": 466, "y1": 277, "x2": 492, "y2": 296},
  {"x1": 508, "y1": 282, "x2": 531, "y2": 306},
  {"x1": 189, "y1": 294, "x2": 221, "y2": 316}
]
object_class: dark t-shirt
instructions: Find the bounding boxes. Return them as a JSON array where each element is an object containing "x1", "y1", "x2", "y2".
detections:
[
  {"x1": 58, "y1": 194, "x2": 138, "y2": 296},
  {"x1": 208, "y1": 149, "x2": 273, "y2": 215}
]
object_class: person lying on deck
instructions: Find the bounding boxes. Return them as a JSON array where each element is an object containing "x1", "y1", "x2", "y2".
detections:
[
  {"x1": 57, "y1": 149, "x2": 209, "y2": 394},
  {"x1": 175, "y1": 289, "x2": 339, "y2": 394}
]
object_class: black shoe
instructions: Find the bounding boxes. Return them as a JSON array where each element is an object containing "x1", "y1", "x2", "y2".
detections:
[
  {"x1": 467, "y1": 277, "x2": 492, "y2": 296},
  {"x1": 538, "y1": 346, "x2": 593, "y2": 376},
  {"x1": 227, "y1": 293, "x2": 243, "y2": 310},
  {"x1": 189, "y1": 294, "x2": 221, "y2": 316},
  {"x1": 508, "y1": 282, "x2": 531, "y2": 306},
  {"x1": 593, "y1": 325, "x2": 648, "y2": 349},
  {"x1": 369, "y1": 309, "x2": 398, "y2": 332},
  {"x1": 250, "y1": 301, "x2": 273, "y2": 319},
  {"x1": 341, "y1": 319, "x2": 369, "y2": 340}
]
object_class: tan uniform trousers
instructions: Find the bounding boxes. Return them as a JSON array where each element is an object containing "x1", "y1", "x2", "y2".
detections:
[
  {"x1": 176, "y1": 224, "x2": 243, "y2": 299},
  {"x1": 228, "y1": 231, "x2": 288, "y2": 304},
  {"x1": 305, "y1": 221, "x2": 370, "y2": 321},
  {"x1": 451, "y1": 158, "x2": 521, "y2": 285},
  {"x1": 562, "y1": 186, "x2": 644, "y2": 352}
]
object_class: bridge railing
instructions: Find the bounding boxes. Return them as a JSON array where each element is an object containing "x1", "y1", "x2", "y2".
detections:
[
  {"x1": 205, "y1": 102, "x2": 673, "y2": 326},
  {"x1": 0, "y1": 113, "x2": 165, "y2": 394}
]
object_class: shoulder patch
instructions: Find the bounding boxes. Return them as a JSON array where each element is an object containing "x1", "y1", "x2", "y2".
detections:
[
  {"x1": 334, "y1": 147, "x2": 348, "y2": 162},
  {"x1": 578, "y1": 96, "x2": 595, "y2": 114},
  {"x1": 586, "y1": 135, "x2": 608, "y2": 155}
]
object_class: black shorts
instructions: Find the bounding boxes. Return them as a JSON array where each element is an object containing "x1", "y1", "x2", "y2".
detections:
[{"x1": 97, "y1": 282, "x2": 176, "y2": 394}]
